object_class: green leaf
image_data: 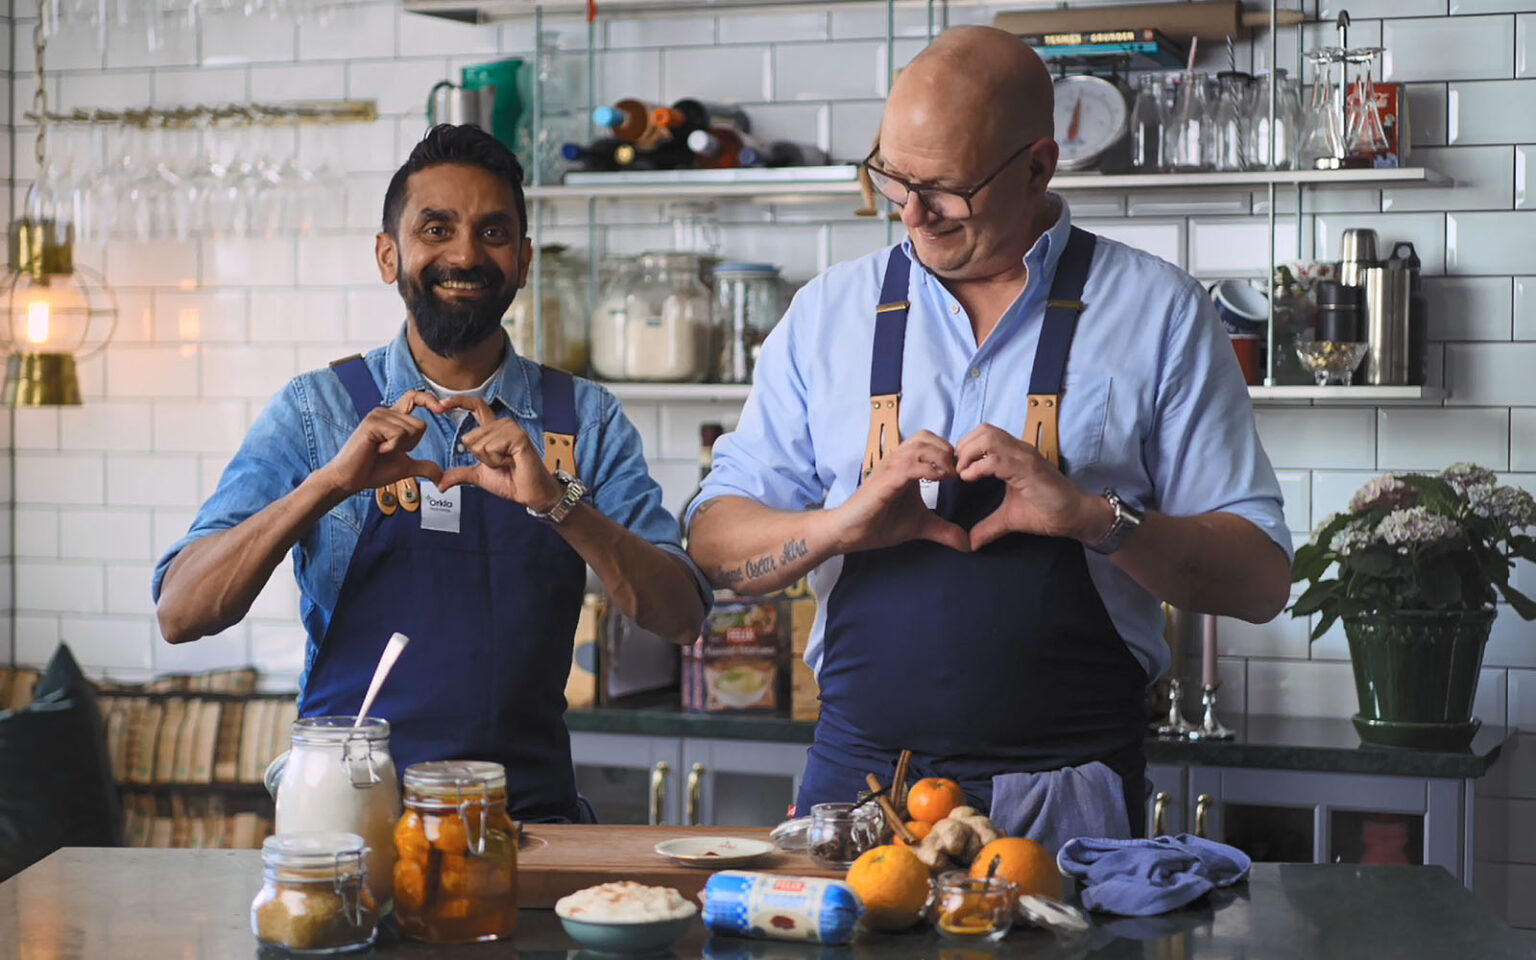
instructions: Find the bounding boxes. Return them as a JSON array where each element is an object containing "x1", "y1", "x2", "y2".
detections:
[
  {"x1": 1291, "y1": 543, "x2": 1327, "y2": 583},
  {"x1": 1400, "y1": 474, "x2": 1464, "y2": 516},
  {"x1": 1499, "y1": 583, "x2": 1536, "y2": 620},
  {"x1": 1290, "y1": 579, "x2": 1338, "y2": 617},
  {"x1": 1419, "y1": 562, "x2": 1462, "y2": 608},
  {"x1": 1344, "y1": 550, "x2": 1395, "y2": 576},
  {"x1": 1311, "y1": 609, "x2": 1340, "y2": 641}
]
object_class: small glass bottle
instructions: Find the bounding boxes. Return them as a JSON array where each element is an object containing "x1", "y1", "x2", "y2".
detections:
[
  {"x1": 252, "y1": 831, "x2": 379, "y2": 955},
  {"x1": 1211, "y1": 71, "x2": 1252, "y2": 171},
  {"x1": 394, "y1": 760, "x2": 519, "y2": 944},
  {"x1": 1129, "y1": 74, "x2": 1166, "y2": 172}
]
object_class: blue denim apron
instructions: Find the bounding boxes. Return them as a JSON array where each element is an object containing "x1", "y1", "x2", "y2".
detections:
[
  {"x1": 797, "y1": 229, "x2": 1148, "y2": 835},
  {"x1": 301, "y1": 357, "x2": 588, "y2": 823}
]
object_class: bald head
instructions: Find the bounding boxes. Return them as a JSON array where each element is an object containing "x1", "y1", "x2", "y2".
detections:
[{"x1": 885, "y1": 26, "x2": 1054, "y2": 151}]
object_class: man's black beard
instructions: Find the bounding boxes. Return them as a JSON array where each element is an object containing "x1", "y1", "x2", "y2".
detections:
[{"x1": 400, "y1": 263, "x2": 517, "y2": 359}]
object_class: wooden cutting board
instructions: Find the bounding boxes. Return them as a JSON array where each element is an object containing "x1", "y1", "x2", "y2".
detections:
[{"x1": 515, "y1": 825, "x2": 845, "y2": 908}]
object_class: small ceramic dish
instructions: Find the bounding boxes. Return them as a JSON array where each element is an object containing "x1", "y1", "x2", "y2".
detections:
[
  {"x1": 559, "y1": 913, "x2": 695, "y2": 956},
  {"x1": 653, "y1": 836, "x2": 776, "y2": 868}
]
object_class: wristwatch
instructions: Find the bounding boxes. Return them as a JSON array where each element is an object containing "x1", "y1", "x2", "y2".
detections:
[
  {"x1": 1088, "y1": 487, "x2": 1143, "y2": 555},
  {"x1": 528, "y1": 471, "x2": 587, "y2": 524}
]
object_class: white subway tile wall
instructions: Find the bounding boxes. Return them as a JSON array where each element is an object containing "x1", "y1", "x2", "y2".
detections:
[{"x1": 7, "y1": 0, "x2": 1536, "y2": 928}]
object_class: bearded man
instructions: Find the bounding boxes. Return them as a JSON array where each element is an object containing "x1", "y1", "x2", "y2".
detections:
[{"x1": 155, "y1": 125, "x2": 708, "y2": 823}]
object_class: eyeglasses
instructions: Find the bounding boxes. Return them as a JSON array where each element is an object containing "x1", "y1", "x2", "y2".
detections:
[{"x1": 863, "y1": 139, "x2": 1038, "y2": 220}]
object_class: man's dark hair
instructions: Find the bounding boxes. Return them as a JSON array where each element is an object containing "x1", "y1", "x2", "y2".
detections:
[{"x1": 381, "y1": 124, "x2": 527, "y2": 239}]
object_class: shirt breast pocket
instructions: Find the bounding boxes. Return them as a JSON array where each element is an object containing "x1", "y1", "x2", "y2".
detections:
[{"x1": 1060, "y1": 373, "x2": 1112, "y2": 473}]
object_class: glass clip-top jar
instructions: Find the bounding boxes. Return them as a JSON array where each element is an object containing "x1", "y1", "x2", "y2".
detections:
[
  {"x1": 252, "y1": 831, "x2": 378, "y2": 955},
  {"x1": 591, "y1": 251, "x2": 713, "y2": 382},
  {"x1": 504, "y1": 243, "x2": 591, "y2": 374},
  {"x1": 394, "y1": 760, "x2": 520, "y2": 944}
]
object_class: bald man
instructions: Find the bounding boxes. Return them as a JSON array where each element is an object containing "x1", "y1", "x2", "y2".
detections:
[{"x1": 686, "y1": 28, "x2": 1291, "y2": 850}]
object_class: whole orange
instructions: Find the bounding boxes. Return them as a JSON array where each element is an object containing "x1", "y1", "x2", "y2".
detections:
[
  {"x1": 844, "y1": 844, "x2": 932, "y2": 931},
  {"x1": 894, "y1": 820, "x2": 933, "y2": 848},
  {"x1": 970, "y1": 836, "x2": 1062, "y2": 900},
  {"x1": 905, "y1": 777, "x2": 965, "y2": 824}
]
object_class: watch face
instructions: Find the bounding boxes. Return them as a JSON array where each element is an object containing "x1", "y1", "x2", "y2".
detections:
[{"x1": 1053, "y1": 74, "x2": 1130, "y2": 171}]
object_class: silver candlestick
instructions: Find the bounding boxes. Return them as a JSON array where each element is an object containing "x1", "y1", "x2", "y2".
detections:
[
  {"x1": 1155, "y1": 677, "x2": 1198, "y2": 739},
  {"x1": 1189, "y1": 682, "x2": 1236, "y2": 741}
]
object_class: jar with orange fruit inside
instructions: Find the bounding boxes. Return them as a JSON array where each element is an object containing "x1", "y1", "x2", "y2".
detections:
[
  {"x1": 393, "y1": 760, "x2": 519, "y2": 943},
  {"x1": 931, "y1": 870, "x2": 1015, "y2": 942}
]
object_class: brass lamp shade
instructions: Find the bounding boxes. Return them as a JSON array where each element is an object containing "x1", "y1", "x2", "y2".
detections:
[{"x1": 4, "y1": 353, "x2": 81, "y2": 406}]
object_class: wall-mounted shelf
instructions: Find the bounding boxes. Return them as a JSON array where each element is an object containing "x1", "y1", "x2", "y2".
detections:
[
  {"x1": 528, "y1": 167, "x2": 1449, "y2": 203},
  {"x1": 406, "y1": 0, "x2": 900, "y2": 24},
  {"x1": 602, "y1": 382, "x2": 1442, "y2": 405}
]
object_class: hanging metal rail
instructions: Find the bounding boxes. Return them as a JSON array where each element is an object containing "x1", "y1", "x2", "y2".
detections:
[{"x1": 24, "y1": 100, "x2": 378, "y2": 129}]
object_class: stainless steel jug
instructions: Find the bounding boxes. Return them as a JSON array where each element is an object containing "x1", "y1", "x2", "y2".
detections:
[
  {"x1": 1361, "y1": 242, "x2": 1424, "y2": 386},
  {"x1": 427, "y1": 80, "x2": 495, "y2": 131}
]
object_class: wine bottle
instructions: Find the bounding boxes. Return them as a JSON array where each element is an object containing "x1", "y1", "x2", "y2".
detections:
[
  {"x1": 652, "y1": 98, "x2": 752, "y2": 137},
  {"x1": 686, "y1": 128, "x2": 763, "y2": 169},
  {"x1": 614, "y1": 139, "x2": 695, "y2": 171},
  {"x1": 561, "y1": 138, "x2": 621, "y2": 172},
  {"x1": 739, "y1": 140, "x2": 831, "y2": 168},
  {"x1": 679, "y1": 422, "x2": 727, "y2": 544},
  {"x1": 592, "y1": 98, "x2": 670, "y2": 148}
]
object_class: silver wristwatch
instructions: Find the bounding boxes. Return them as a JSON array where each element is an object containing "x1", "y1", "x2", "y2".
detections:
[
  {"x1": 527, "y1": 471, "x2": 587, "y2": 524},
  {"x1": 1089, "y1": 487, "x2": 1143, "y2": 555}
]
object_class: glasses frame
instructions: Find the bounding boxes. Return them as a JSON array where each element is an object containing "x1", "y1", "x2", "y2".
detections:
[{"x1": 862, "y1": 138, "x2": 1039, "y2": 219}]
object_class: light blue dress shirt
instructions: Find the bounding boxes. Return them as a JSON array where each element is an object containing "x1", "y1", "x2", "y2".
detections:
[
  {"x1": 153, "y1": 325, "x2": 706, "y2": 689},
  {"x1": 689, "y1": 196, "x2": 1290, "y2": 681}
]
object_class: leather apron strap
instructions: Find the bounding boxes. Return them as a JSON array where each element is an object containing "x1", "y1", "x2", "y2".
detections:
[
  {"x1": 539, "y1": 365, "x2": 578, "y2": 475},
  {"x1": 861, "y1": 247, "x2": 912, "y2": 479}
]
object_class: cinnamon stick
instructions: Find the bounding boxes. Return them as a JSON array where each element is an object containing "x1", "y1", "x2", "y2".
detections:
[
  {"x1": 891, "y1": 749, "x2": 912, "y2": 814},
  {"x1": 865, "y1": 772, "x2": 919, "y2": 845}
]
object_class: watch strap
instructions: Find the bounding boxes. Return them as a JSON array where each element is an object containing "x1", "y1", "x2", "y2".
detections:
[{"x1": 1089, "y1": 487, "x2": 1142, "y2": 555}]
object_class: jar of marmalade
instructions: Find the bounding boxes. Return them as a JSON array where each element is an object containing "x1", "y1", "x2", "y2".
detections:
[
  {"x1": 394, "y1": 760, "x2": 519, "y2": 943},
  {"x1": 251, "y1": 831, "x2": 378, "y2": 955}
]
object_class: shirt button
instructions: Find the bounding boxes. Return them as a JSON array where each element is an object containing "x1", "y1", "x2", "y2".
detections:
[
  {"x1": 456, "y1": 442, "x2": 466, "y2": 453},
  {"x1": 969, "y1": 367, "x2": 981, "y2": 380},
  {"x1": 950, "y1": 304, "x2": 961, "y2": 315}
]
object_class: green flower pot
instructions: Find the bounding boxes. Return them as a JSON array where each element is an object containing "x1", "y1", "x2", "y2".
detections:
[{"x1": 1343, "y1": 609, "x2": 1495, "y2": 751}]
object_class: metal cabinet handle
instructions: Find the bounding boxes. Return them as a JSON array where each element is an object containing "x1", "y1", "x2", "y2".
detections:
[
  {"x1": 1152, "y1": 791, "x2": 1169, "y2": 837},
  {"x1": 649, "y1": 761, "x2": 670, "y2": 826},
  {"x1": 1195, "y1": 794, "x2": 1212, "y2": 838},
  {"x1": 687, "y1": 763, "x2": 705, "y2": 826}
]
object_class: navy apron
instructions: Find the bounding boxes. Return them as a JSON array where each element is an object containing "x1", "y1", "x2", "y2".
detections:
[
  {"x1": 301, "y1": 357, "x2": 589, "y2": 823},
  {"x1": 798, "y1": 229, "x2": 1149, "y2": 835}
]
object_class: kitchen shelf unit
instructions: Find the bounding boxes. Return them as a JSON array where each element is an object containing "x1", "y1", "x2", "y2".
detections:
[
  {"x1": 400, "y1": 0, "x2": 1447, "y2": 400},
  {"x1": 604, "y1": 382, "x2": 1443, "y2": 405}
]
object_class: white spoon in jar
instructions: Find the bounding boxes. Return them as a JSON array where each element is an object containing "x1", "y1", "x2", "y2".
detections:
[{"x1": 354, "y1": 632, "x2": 410, "y2": 727}]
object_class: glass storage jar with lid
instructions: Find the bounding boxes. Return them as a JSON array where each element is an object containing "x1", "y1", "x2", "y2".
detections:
[
  {"x1": 713, "y1": 262, "x2": 782, "y2": 384},
  {"x1": 503, "y1": 244, "x2": 590, "y2": 374},
  {"x1": 394, "y1": 760, "x2": 519, "y2": 944},
  {"x1": 267, "y1": 717, "x2": 399, "y2": 912},
  {"x1": 590, "y1": 251, "x2": 713, "y2": 382},
  {"x1": 251, "y1": 831, "x2": 379, "y2": 955}
]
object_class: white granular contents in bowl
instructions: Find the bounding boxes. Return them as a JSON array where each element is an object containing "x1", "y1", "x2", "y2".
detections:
[{"x1": 555, "y1": 881, "x2": 697, "y2": 922}]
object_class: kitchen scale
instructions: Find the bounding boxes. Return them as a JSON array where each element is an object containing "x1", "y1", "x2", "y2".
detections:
[{"x1": 1052, "y1": 70, "x2": 1136, "y2": 174}]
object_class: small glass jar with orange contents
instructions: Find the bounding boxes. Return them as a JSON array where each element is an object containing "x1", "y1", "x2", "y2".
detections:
[
  {"x1": 931, "y1": 871, "x2": 1015, "y2": 942},
  {"x1": 393, "y1": 760, "x2": 519, "y2": 943}
]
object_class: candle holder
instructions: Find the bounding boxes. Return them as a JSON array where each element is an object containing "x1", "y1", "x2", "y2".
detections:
[
  {"x1": 1189, "y1": 682, "x2": 1236, "y2": 741},
  {"x1": 1154, "y1": 677, "x2": 1198, "y2": 739}
]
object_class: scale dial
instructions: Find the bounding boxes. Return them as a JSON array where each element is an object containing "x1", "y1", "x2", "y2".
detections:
[{"x1": 1053, "y1": 74, "x2": 1130, "y2": 172}]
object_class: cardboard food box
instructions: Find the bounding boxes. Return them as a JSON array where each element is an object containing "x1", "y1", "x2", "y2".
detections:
[
  {"x1": 683, "y1": 595, "x2": 788, "y2": 713},
  {"x1": 1347, "y1": 81, "x2": 1410, "y2": 168}
]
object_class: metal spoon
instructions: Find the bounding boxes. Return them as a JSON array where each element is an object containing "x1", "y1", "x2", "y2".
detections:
[{"x1": 354, "y1": 632, "x2": 410, "y2": 727}]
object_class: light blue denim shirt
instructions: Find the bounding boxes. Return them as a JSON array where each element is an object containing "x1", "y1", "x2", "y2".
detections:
[
  {"x1": 688, "y1": 196, "x2": 1290, "y2": 681},
  {"x1": 154, "y1": 325, "x2": 707, "y2": 689}
]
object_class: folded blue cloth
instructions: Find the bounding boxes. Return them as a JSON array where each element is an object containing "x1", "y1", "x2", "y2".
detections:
[{"x1": 1055, "y1": 834, "x2": 1251, "y2": 916}]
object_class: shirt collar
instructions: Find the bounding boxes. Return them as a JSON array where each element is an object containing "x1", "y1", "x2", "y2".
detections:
[
  {"x1": 898, "y1": 191, "x2": 1075, "y2": 288},
  {"x1": 382, "y1": 322, "x2": 538, "y2": 418}
]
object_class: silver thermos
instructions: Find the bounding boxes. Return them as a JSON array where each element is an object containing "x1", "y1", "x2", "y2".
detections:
[{"x1": 1361, "y1": 242, "x2": 1426, "y2": 386}]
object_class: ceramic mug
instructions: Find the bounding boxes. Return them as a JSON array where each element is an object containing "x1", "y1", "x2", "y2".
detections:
[{"x1": 1210, "y1": 279, "x2": 1269, "y2": 335}]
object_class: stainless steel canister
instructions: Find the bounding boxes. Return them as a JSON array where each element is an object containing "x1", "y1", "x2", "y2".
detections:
[
  {"x1": 1362, "y1": 262, "x2": 1413, "y2": 385},
  {"x1": 1338, "y1": 227, "x2": 1380, "y2": 288}
]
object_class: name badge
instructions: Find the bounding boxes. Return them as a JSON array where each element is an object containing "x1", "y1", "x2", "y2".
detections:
[
  {"x1": 919, "y1": 477, "x2": 939, "y2": 510},
  {"x1": 419, "y1": 480, "x2": 461, "y2": 534}
]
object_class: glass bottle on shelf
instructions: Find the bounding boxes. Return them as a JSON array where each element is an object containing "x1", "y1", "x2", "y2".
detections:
[
  {"x1": 1129, "y1": 74, "x2": 1166, "y2": 172},
  {"x1": 1165, "y1": 72, "x2": 1213, "y2": 172},
  {"x1": 1244, "y1": 70, "x2": 1301, "y2": 171},
  {"x1": 1211, "y1": 71, "x2": 1251, "y2": 172},
  {"x1": 591, "y1": 252, "x2": 714, "y2": 382},
  {"x1": 503, "y1": 244, "x2": 590, "y2": 374},
  {"x1": 1298, "y1": 48, "x2": 1347, "y2": 170}
]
